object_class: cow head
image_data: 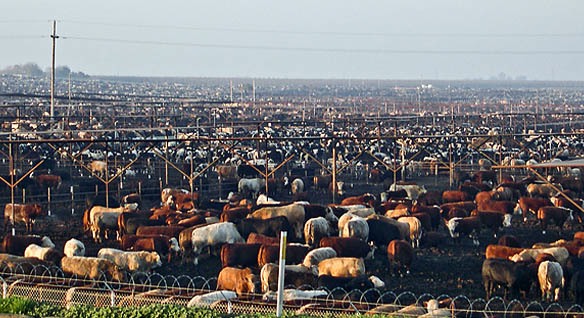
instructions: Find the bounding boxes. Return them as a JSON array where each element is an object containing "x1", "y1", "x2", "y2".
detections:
[
  {"x1": 503, "y1": 214, "x2": 512, "y2": 228},
  {"x1": 513, "y1": 203, "x2": 523, "y2": 216},
  {"x1": 446, "y1": 218, "x2": 462, "y2": 238},
  {"x1": 366, "y1": 241, "x2": 377, "y2": 260},
  {"x1": 239, "y1": 269, "x2": 259, "y2": 294},
  {"x1": 148, "y1": 252, "x2": 163, "y2": 269},
  {"x1": 369, "y1": 275, "x2": 385, "y2": 289},
  {"x1": 41, "y1": 236, "x2": 55, "y2": 248}
]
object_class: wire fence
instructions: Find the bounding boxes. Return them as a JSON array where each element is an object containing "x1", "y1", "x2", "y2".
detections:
[{"x1": 1, "y1": 262, "x2": 583, "y2": 317}]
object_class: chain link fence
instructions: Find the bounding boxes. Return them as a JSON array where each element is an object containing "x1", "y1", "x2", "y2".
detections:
[{"x1": 1, "y1": 262, "x2": 584, "y2": 317}]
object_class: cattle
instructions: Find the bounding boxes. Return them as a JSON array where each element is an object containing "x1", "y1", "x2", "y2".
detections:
[
  {"x1": 120, "y1": 234, "x2": 180, "y2": 262},
  {"x1": 340, "y1": 193, "x2": 376, "y2": 208},
  {"x1": 475, "y1": 191, "x2": 498, "y2": 204},
  {"x1": 220, "y1": 243, "x2": 261, "y2": 268},
  {"x1": 482, "y1": 258, "x2": 533, "y2": 300},
  {"x1": 474, "y1": 210, "x2": 512, "y2": 237},
  {"x1": 385, "y1": 206, "x2": 410, "y2": 219},
  {"x1": 90, "y1": 160, "x2": 108, "y2": 177},
  {"x1": 118, "y1": 212, "x2": 163, "y2": 237},
  {"x1": 61, "y1": 256, "x2": 126, "y2": 282},
  {"x1": 257, "y1": 244, "x2": 310, "y2": 268},
  {"x1": 97, "y1": 248, "x2": 162, "y2": 272},
  {"x1": 366, "y1": 218, "x2": 403, "y2": 246},
  {"x1": 485, "y1": 245, "x2": 525, "y2": 260},
  {"x1": 510, "y1": 247, "x2": 570, "y2": 267},
  {"x1": 397, "y1": 216, "x2": 422, "y2": 248},
  {"x1": 1, "y1": 234, "x2": 54, "y2": 256},
  {"x1": 497, "y1": 235, "x2": 521, "y2": 248},
  {"x1": 220, "y1": 206, "x2": 250, "y2": 223},
  {"x1": 238, "y1": 178, "x2": 263, "y2": 198},
  {"x1": 387, "y1": 239, "x2": 414, "y2": 275},
  {"x1": 527, "y1": 183, "x2": 562, "y2": 198},
  {"x1": 366, "y1": 214, "x2": 409, "y2": 243},
  {"x1": 216, "y1": 165, "x2": 238, "y2": 181},
  {"x1": 24, "y1": 244, "x2": 63, "y2": 265},
  {"x1": 411, "y1": 204, "x2": 441, "y2": 230},
  {"x1": 416, "y1": 190, "x2": 442, "y2": 206},
  {"x1": 446, "y1": 216, "x2": 481, "y2": 246},
  {"x1": 388, "y1": 183, "x2": 427, "y2": 200},
  {"x1": 217, "y1": 267, "x2": 259, "y2": 295},
  {"x1": 120, "y1": 193, "x2": 142, "y2": 210},
  {"x1": 263, "y1": 289, "x2": 328, "y2": 302},
  {"x1": 135, "y1": 225, "x2": 184, "y2": 239},
  {"x1": 260, "y1": 263, "x2": 317, "y2": 292},
  {"x1": 236, "y1": 216, "x2": 293, "y2": 241},
  {"x1": 0, "y1": 253, "x2": 52, "y2": 274},
  {"x1": 4, "y1": 203, "x2": 45, "y2": 233},
  {"x1": 187, "y1": 290, "x2": 238, "y2": 308},
  {"x1": 477, "y1": 200, "x2": 516, "y2": 215},
  {"x1": 304, "y1": 217, "x2": 330, "y2": 246},
  {"x1": 87, "y1": 205, "x2": 129, "y2": 243},
  {"x1": 161, "y1": 188, "x2": 197, "y2": 212},
  {"x1": 537, "y1": 206, "x2": 574, "y2": 234},
  {"x1": 552, "y1": 195, "x2": 584, "y2": 223},
  {"x1": 313, "y1": 175, "x2": 344, "y2": 196},
  {"x1": 442, "y1": 190, "x2": 472, "y2": 203},
  {"x1": 245, "y1": 233, "x2": 279, "y2": 246},
  {"x1": 64, "y1": 238, "x2": 86, "y2": 258},
  {"x1": 318, "y1": 257, "x2": 365, "y2": 278},
  {"x1": 319, "y1": 237, "x2": 375, "y2": 259},
  {"x1": 439, "y1": 201, "x2": 476, "y2": 218},
  {"x1": 34, "y1": 174, "x2": 62, "y2": 189},
  {"x1": 340, "y1": 215, "x2": 369, "y2": 242},
  {"x1": 302, "y1": 247, "x2": 337, "y2": 269},
  {"x1": 516, "y1": 197, "x2": 553, "y2": 222},
  {"x1": 473, "y1": 170, "x2": 497, "y2": 186},
  {"x1": 290, "y1": 178, "x2": 305, "y2": 196},
  {"x1": 411, "y1": 212, "x2": 432, "y2": 232},
  {"x1": 191, "y1": 222, "x2": 244, "y2": 265},
  {"x1": 247, "y1": 204, "x2": 305, "y2": 240},
  {"x1": 538, "y1": 261, "x2": 564, "y2": 302}
]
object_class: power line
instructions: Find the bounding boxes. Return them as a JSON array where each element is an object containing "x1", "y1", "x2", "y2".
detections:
[
  {"x1": 62, "y1": 35, "x2": 584, "y2": 55},
  {"x1": 61, "y1": 19, "x2": 584, "y2": 38}
]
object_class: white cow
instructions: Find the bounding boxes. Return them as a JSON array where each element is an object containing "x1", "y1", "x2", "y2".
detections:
[
  {"x1": 64, "y1": 238, "x2": 86, "y2": 258},
  {"x1": 191, "y1": 222, "x2": 244, "y2": 265},
  {"x1": 97, "y1": 248, "x2": 162, "y2": 272}
]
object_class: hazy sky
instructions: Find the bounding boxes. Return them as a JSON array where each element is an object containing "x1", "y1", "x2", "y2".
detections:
[{"x1": 1, "y1": 0, "x2": 583, "y2": 80}]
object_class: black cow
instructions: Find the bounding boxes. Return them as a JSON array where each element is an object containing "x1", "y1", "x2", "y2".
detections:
[
  {"x1": 235, "y1": 216, "x2": 293, "y2": 240},
  {"x1": 482, "y1": 258, "x2": 533, "y2": 300}
]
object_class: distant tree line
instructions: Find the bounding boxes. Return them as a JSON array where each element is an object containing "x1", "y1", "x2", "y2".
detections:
[{"x1": 0, "y1": 62, "x2": 89, "y2": 78}]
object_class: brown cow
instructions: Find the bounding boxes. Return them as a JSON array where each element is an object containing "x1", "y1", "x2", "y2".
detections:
[
  {"x1": 478, "y1": 200, "x2": 516, "y2": 215},
  {"x1": 136, "y1": 225, "x2": 185, "y2": 238},
  {"x1": 247, "y1": 233, "x2": 280, "y2": 245},
  {"x1": 120, "y1": 234, "x2": 180, "y2": 262},
  {"x1": 537, "y1": 206, "x2": 574, "y2": 234},
  {"x1": 442, "y1": 190, "x2": 472, "y2": 203},
  {"x1": 220, "y1": 207, "x2": 251, "y2": 223},
  {"x1": 220, "y1": 243, "x2": 262, "y2": 268},
  {"x1": 387, "y1": 239, "x2": 414, "y2": 275},
  {"x1": 35, "y1": 174, "x2": 62, "y2": 189},
  {"x1": 319, "y1": 237, "x2": 375, "y2": 259},
  {"x1": 257, "y1": 244, "x2": 310, "y2": 268},
  {"x1": 485, "y1": 244, "x2": 524, "y2": 260},
  {"x1": 340, "y1": 193, "x2": 376, "y2": 208},
  {"x1": 517, "y1": 197, "x2": 553, "y2": 222},
  {"x1": 411, "y1": 204, "x2": 441, "y2": 230},
  {"x1": 216, "y1": 267, "x2": 259, "y2": 295},
  {"x1": 440, "y1": 201, "x2": 476, "y2": 218},
  {"x1": 4, "y1": 203, "x2": 45, "y2": 232},
  {"x1": 1, "y1": 234, "x2": 54, "y2": 256}
]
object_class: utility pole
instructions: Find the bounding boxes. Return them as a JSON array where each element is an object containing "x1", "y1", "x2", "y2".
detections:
[{"x1": 50, "y1": 20, "x2": 59, "y2": 129}]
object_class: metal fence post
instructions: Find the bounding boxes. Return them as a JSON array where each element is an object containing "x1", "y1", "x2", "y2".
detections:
[{"x1": 276, "y1": 231, "x2": 287, "y2": 317}]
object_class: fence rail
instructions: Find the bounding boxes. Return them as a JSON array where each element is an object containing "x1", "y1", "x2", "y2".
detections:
[{"x1": 1, "y1": 262, "x2": 583, "y2": 317}]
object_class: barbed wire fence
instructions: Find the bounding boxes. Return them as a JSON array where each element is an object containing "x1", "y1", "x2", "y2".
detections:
[{"x1": 1, "y1": 262, "x2": 583, "y2": 317}]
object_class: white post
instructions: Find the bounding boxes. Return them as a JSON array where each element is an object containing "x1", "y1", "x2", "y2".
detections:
[
  {"x1": 70, "y1": 185, "x2": 75, "y2": 215},
  {"x1": 276, "y1": 231, "x2": 287, "y2": 317},
  {"x1": 47, "y1": 187, "x2": 51, "y2": 216},
  {"x1": 22, "y1": 188, "x2": 26, "y2": 203}
]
